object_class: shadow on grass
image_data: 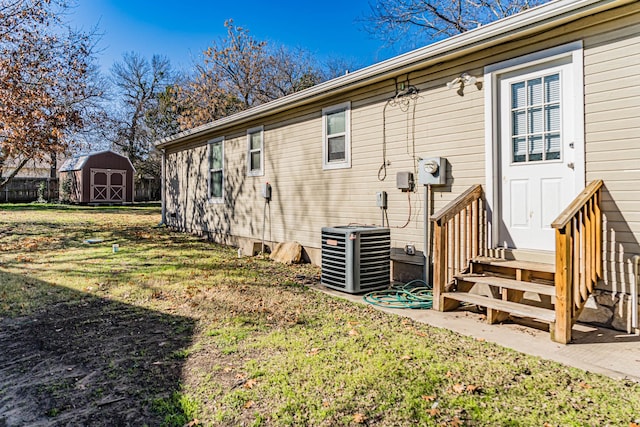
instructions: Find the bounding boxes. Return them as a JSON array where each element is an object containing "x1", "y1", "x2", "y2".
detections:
[
  {"x1": 0, "y1": 270, "x2": 195, "y2": 427},
  {"x1": 0, "y1": 202, "x2": 160, "y2": 212}
]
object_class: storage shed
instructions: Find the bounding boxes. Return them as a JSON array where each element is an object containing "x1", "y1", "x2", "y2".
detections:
[{"x1": 59, "y1": 150, "x2": 135, "y2": 204}]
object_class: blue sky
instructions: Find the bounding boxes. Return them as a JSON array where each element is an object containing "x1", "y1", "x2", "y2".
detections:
[{"x1": 71, "y1": 0, "x2": 402, "y2": 74}]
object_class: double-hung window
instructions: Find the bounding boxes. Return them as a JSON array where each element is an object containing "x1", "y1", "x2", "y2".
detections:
[
  {"x1": 247, "y1": 126, "x2": 264, "y2": 176},
  {"x1": 322, "y1": 102, "x2": 351, "y2": 169},
  {"x1": 208, "y1": 137, "x2": 224, "y2": 202}
]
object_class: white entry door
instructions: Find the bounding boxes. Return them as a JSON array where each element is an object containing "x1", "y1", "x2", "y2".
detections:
[{"x1": 498, "y1": 60, "x2": 576, "y2": 251}]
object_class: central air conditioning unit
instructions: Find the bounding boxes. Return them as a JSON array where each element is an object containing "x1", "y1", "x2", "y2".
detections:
[{"x1": 321, "y1": 226, "x2": 391, "y2": 294}]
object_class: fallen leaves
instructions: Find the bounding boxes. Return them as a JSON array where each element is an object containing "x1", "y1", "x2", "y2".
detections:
[
  {"x1": 352, "y1": 413, "x2": 367, "y2": 424},
  {"x1": 450, "y1": 383, "x2": 481, "y2": 394},
  {"x1": 452, "y1": 383, "x2": 466, "y2": 394},
  {"x1": 306, "y1": 347, "x2": 321, "y2": 356},
  {"x1": 243, "y1": 379, "x2": 258, "y2": 389}
]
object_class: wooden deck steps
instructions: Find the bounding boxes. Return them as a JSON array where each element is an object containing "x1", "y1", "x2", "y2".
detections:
[
  {"x1": 456, "y1": 274, "x2": 555, "y2": 296},
  {"x1": 442, "y1": 258, "x2": 556, "y2": 327},
  {"x1": 431, "y1": 181, "x2": 603, "y2": 343},
  {"x1": 472, "y1": 257, "x2": 555, "y2": 274},
  {"x1": 441, "y1": 292, "x2": 556, "y2": 322}
]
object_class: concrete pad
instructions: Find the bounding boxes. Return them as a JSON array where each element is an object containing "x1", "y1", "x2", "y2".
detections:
[{"x1": 313, "y1": 285, "x2": 640, "y2": 383}]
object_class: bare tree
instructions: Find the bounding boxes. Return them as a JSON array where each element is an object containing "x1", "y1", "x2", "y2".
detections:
[
  {"x1": 260, "y1": 46, "x2": 325, "y2": 100},
  {"x1": 109, "y1": 52, "x2": 174, "y2": 168},
  {"x1": 0, "y1": 0, "x2": 102, "y2": 190},
  {"x1": 178, "y1": 20, "x2": 327, "y2": 130},
  {"x1": 364, "y1": 0, "x2": 549, "y2": 48}
]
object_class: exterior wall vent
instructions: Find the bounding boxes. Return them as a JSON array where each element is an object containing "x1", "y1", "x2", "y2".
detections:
[{"x1": 321, "y1": 226, "x2": 391, "y2": 294}]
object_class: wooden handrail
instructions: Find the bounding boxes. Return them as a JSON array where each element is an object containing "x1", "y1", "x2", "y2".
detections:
[
  {"x1": 552, "y1": 180, "x2": 603, "y2": 344},
  {"x1": 552, "y1": 180, "x2": 603, "y2": 229},
  {"x1": 432, "y1": 185, "x2": 483, "y2": 223},
  {"x1": 431, "y1": 184, "x2": 486, "y2": 311}
]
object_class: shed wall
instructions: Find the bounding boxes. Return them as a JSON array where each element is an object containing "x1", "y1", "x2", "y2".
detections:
[{"x1": 80, "y1": 152, "x2": 135, "y2": 203}]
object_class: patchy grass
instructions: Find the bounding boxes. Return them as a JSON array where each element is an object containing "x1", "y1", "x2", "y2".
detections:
[{"x1": 1, "y1": 204, "x2": 639, "y2": 426}]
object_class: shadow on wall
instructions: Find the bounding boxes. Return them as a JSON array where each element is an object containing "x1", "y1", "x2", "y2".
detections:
[
  {"x1": 0, "y1": 271, "x2": 195, "y2": 426},
  {"x1": 601, "y1": 186, "x2": 640, "y2": 295},
  {"x1": 166, "y1": 145, "x2": 251, "y2": 244}
]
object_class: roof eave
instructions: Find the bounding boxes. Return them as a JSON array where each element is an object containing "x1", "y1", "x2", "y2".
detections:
[{"x1": 156, "y1": 0, "x2": 626, "y2": 150}]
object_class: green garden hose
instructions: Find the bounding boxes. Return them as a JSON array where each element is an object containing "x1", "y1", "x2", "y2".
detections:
[{"x1": 363, "y1": 280, "x2": 433, "y2": 309}]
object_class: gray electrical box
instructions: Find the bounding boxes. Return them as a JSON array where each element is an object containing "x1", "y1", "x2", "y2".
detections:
[
  {"x1": 418, "y1": 157, "x2": 447, "y2": 185},
  {"x1": 262, "y1": 182, "x2": 272, "y2": 201},
  {"x1": 376, "y1": 191, "x2": 387, "y2": 209},
  {"x1": 396, "y1": 171, "x2": 414, "y2": 191}
]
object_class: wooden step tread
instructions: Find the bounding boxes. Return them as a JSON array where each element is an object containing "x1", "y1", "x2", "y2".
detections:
[
  {"x1": 456, "y1": 274, "x2": 556, "y2": 296},
  {"x1": 442, "y1": 292, "x2": 556, "y2": 322},
  {"x1": 473, "y1": 257, "x2": 555, "y2": 274}
]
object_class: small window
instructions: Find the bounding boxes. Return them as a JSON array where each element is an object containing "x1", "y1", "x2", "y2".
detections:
[
  {"x1": 247, "y1": 126, "x2": 264, "y2": 176},
  {"x1": 208, "y1": 137, "x2": 224, "y2": 202},
  {"x1": 322, "y1": 102, "x2": 351, "y2": 169}
]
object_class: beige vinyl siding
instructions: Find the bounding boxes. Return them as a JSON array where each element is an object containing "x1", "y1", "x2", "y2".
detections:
[
  {"x1": 165, "y1": 2, "x2": 640, "y2": 291},
  {"x1": 583, "y1": 19, "x2": 640, "y2": 293}
]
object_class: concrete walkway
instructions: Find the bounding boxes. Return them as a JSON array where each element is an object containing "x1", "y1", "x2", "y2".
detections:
[{"x1": 314, "y1": 285, "x2": 640, "y2": 383}]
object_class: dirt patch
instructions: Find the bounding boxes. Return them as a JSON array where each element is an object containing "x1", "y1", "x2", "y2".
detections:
[{"x1": 0, "y1": 296, "x2": 194, "y2": 426}]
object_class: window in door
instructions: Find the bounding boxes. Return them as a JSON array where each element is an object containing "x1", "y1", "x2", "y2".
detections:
[{"x1": 510, "y1": 73, "x2": 561, "y2": 164}]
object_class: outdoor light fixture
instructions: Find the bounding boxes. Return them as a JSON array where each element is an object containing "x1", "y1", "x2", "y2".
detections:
[{"x1": 446, "y1": 72, "x2": 479, "y2": 96}]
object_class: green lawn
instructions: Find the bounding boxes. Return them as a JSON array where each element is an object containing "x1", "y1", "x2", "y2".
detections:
[{"x1": 1, "y1": 204, "x2": 639, "y2": 426}]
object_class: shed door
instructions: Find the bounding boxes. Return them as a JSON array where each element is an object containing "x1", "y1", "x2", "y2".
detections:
[
  {"x1": 498, "y1": 61, "x2": 575, "y2": 251},
  {"x1": 90, "y1": 169, "x2": 126, "y2": 202}
]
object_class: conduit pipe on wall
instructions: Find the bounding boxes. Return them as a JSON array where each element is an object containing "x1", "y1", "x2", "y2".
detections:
[
  {"x1": 423, "y1": 184, "x2": 432, "y2": 285},
  {"x1": 632, "y1": 255, "x2": 639, "y2": 334}
]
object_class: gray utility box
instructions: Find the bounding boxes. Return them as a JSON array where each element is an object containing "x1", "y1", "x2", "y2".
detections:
[{"x1": 321, "y1": 226, "x2": 391, "y2": 294}]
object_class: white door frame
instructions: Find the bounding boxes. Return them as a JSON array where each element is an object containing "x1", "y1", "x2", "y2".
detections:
[{"x1": 483, "y1": 41, "x2": 586, "y2": 250}]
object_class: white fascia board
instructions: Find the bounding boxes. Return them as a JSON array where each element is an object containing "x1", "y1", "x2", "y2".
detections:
[{"x1": 156, "y1": 0, "x2": 625, "y2": 149}]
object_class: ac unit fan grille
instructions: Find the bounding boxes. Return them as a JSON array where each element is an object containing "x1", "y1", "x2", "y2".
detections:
[{"x1": 321, "y1": 226, "x2": 390, "y2": 294}]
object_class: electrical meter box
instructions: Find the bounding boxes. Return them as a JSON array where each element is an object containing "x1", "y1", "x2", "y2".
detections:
[{"x1": 418, "y1": 157, "x2": 447, "y2": 185}]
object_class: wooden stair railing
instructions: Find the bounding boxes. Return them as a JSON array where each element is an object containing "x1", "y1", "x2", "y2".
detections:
[
  {"x1": 551, "y1": 180, "x2": 604, "y2": 344},
  {"x1": 431, "y1": 185, "x2": 487, "y2": 311}
]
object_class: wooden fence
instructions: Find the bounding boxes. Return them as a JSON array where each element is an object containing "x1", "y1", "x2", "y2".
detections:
[{"x1": 1, "y1": 178, "x2": 58, "y2": 203}]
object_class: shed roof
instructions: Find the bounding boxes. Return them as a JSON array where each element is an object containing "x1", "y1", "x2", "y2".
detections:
[
  {"x1": 59, "y1": 154, "x2": 90, "y2": 172},
  {"x1": 156, "y1": 0, "x2": 633, "y2": 149},
  {"x1": 59, "y1": 150, "x2": 135, "y2": 172}
]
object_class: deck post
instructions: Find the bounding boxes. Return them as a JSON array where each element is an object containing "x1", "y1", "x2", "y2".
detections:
[
  {"x1": 433, "y1": 220, "x2": 446, "y2": 311},
  {"x1": 554, "y1": 225, "x2": 573, "y2": 344}
]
